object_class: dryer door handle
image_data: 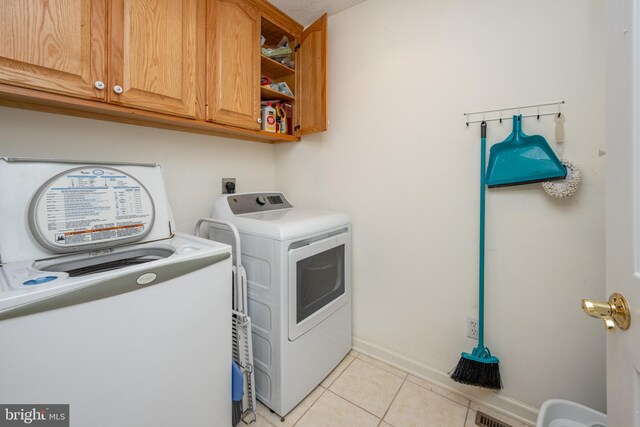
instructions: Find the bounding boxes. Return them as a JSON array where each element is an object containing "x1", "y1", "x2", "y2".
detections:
[
  {"x1": 289, "y1": 231, "x2": 349, "y2": 260},
  {"x1": 0, "y1": 252, "x2": 230, "y2": 321}
]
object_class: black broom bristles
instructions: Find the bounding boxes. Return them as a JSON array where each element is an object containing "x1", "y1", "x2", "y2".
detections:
[
  {"x1": 232, "y1": 401, "x2": 243, "y2": 426},
  {"x1": 450, "y1": 356, "x2": 502, "y2": 391}
]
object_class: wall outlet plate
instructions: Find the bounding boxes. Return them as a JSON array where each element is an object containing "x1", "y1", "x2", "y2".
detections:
[
  {"x1": 222, "y1": 178, "x2": 236, "y2": 194},
  {"x1": 467, "y1": 317, "x2": 479, "y2": 340}
]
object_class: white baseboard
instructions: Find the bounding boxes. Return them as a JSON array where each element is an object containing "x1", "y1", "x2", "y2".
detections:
[{"x1": 352, "y1": 337, "x2": 538, "y2": 426}]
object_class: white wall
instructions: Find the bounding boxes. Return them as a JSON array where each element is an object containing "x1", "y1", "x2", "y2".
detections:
[
  {"x1": 275, "y1": 0, "x2": 605, "y2": 422},
  {"x1": 0, "y1": 107, "x2": 277, "y2": 232},
  {"x1": 0, "y1": 0, "x2": 606, "y2": 422}
]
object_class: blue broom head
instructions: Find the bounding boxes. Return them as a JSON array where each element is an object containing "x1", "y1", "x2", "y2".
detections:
[
  {"x1": 232, "y1": 360, "x2": 244, "y2": 401},
  {"x1": 232, "y1": 361, "x2": 244, "y2": 426},
  {"x1": 450, "y1": 345, "x2": 502, "y2": 390},
  {"x1": 463, "y1": 345, "x2": 500, "y2": 364}
]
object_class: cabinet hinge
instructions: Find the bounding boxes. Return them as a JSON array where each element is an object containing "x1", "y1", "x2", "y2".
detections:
[
  {"x1": 294, "y1": 125, "x2": 301, "y2": 131},
  {"x1": 294, "y1": 44, "x2": 301, "y2": 52}
]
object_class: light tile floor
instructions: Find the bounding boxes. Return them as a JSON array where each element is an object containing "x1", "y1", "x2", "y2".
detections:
[{"x1": 244, "y1": 350, "x2": 532, "y2": 427}]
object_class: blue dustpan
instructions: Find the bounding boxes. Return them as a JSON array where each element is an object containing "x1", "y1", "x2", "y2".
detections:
[{"x1": 486, "y1": 115, "x2": 566, "y2": 188}]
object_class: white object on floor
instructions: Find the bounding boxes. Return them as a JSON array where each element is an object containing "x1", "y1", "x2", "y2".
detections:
[
  {"x1": 536, "y1": 399, "x2": 607, "y2": 427},
  {"x1": 0, "y1": 158, "x2": 232, "y2": 427},
  {"x1": 211, "y1": 192, "x2": 352, "y2": 417}
]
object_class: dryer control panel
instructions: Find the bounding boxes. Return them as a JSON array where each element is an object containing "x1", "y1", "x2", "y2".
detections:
[{"x1": 227, "y1": 193, "x2": 293, "y2": 215}]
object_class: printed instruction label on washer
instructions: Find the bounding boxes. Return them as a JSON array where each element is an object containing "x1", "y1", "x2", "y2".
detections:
[{"x1": 33, "y1": 167, "x2": 154, "y2": 248}]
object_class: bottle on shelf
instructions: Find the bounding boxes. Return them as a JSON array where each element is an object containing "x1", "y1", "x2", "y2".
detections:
[
  {"x1": 261, "y1": 102, "x2": 277, "y2": 132},
  {"x1": 275, "y1": 103, "x2": 287, "y2": 134}
]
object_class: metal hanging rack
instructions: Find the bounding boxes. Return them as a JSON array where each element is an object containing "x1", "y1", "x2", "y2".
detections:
[{"x1": 464, "y1": 100, "x2": 565, "y2": 126}]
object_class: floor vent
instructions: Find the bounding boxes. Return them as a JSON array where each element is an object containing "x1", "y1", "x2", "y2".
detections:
[{"x1": 475, "y1": 411, "x2": 512, "y2": 427}]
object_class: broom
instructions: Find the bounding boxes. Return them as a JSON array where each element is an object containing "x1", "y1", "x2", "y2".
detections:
[
  {"x1": 232, "y1": 360, "x2": 244, "y2": 426},
  {"x1": 450, "y1": 121, "x2": 502, "y2": 390}
]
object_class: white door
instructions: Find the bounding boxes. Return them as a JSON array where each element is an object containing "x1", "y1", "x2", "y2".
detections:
[{"x1": 603, "y1": 0, "x2": 640, "y2": 425}]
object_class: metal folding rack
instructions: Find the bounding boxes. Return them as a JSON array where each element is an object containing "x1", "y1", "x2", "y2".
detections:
[{"x1": 196, "y1": 218, "x2": 257, "y2": 425}]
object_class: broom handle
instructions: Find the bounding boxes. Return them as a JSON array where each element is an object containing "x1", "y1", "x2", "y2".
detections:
[{"x1": 479, "y1": 121, "x2": 487, "y2": 348}]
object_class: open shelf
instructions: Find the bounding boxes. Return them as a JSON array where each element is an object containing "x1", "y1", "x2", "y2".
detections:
[
  {"x1": 261, "y1": 55, "x2": 294, "y2": 78},
  {"x1": 261, "y1": 17, "x2": 295, "y2": 48},
  {"x1": 260, "y1": 15, "x2": 298, "y2": 139},
  {"x1": 260, "y1": 86, "x2": 294, "y2": 102}
]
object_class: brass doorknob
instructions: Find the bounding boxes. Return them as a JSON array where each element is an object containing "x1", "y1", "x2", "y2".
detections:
[{"x1": 581, "y1": 292, "x2": 630, "y2": 331}]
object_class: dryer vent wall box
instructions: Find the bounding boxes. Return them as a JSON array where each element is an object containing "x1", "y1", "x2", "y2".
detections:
[
  {"x1": 211, "y1": 192, "x2": 352, "y2": 417},
  {"x1": 0, "y1": 157, "x2": 233, "y2": 427}
]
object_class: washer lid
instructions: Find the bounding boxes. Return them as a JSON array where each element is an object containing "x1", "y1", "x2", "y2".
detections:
[{"x1": 0, "y1": 158, "x2": 175, "y2": 263}]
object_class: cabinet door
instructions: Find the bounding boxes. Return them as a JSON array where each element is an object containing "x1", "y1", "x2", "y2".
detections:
[
  {"x1": 298, "y1": 14, "x2": 327, "y2": 135},
  {"x1": 110, "y1": 0, "x2": 198, "y2": 118},
  {"x1": 207, "y1": 0, "x2": 260, "y2": 129},
  {"x1": 0, "y1": 0, "x2": 107, "y2": 100}
]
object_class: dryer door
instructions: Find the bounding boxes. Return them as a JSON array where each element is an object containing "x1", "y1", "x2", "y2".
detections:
[{"x1": 288, "y1": 232, "x2": 350, "y2": 341}]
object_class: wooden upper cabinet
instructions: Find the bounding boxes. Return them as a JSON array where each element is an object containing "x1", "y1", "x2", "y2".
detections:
[
  {"x1": 109, "y1": 0, "x2": 198, "y2": 118},
  {"x1": 207, "y1": 0, "x2": 261, "y2": 129},
  {"x1": 0, "y1": 0, "x2": 325, "y2": 142},
  {"x1": 0, "y1": 0, "x2": 107, "y2": 100},
  {"x1": 298, "y1": 14, "x2": 327, "y2": 136}
]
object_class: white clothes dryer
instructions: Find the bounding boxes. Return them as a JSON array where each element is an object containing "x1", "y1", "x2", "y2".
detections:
[
  {"x1": 0, "y1": 158, "x2": 232, "y2": 427},
  {"x1": 211, "y1": 192, "x2": 352, "y2": 417}
]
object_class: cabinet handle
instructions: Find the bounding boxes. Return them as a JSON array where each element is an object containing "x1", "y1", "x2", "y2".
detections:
[
  {"x1": 113, "y1": 85, "x2": 124, "y2": 94},
  {"x1": 94, "y1": 81, "x2": 105, "y2": 90},
  {"x1": 257, "y1": 117, "x2": 262, "y2": 124}
]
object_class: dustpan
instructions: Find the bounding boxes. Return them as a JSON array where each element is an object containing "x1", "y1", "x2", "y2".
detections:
[{"x1": 486, "y1": 115, "x2": 566, "y2": 187}]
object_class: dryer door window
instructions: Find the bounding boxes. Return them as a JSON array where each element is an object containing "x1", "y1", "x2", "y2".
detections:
[
  {"x1": 296, "y1": 245, "x2": 345, "y2": 323},
  {"x1": 288, "y1": 232, "x2": 350, "y2": 341}
]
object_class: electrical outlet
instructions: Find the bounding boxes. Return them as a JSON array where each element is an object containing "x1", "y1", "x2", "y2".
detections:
[
  {"x1": 222, "y1": 178, "x2": 236, "y2": 194},
  {"x1": 467, "y1": 317, "x2": 479, "y2": 340}
]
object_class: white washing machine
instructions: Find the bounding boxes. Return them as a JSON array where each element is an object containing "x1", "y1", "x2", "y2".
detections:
[
  {"x1": 211, "y1": 192, "x2": 351, "y2": 417},
  {"x1": 0, "y1": 158, "x2": 232, "y2": 427}
]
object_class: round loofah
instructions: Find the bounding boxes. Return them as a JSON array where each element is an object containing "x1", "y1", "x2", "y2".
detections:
[{"x1": 541, "y1": 159, "x2": 581, "y2": 198}]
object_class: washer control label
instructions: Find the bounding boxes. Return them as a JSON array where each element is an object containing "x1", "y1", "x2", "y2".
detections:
[{"x1": 32, "y1": 167, "x2": 154, "y2": 249}]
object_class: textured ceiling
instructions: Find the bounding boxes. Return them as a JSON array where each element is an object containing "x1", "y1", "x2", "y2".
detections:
[{"x1": 268, "y1": 0, "x2": 368, "y2": 26}]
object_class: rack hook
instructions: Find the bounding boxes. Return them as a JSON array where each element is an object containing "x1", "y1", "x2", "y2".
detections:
[
  {"x1": 537, "y1": 104, "x2": 540, "y2": 120},
  {"x1": 499, "y1": 110, "x2": 502, "y2": 124}
]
